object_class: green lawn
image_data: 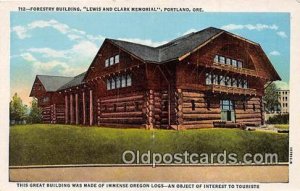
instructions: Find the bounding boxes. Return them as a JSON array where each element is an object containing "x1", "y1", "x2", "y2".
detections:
[
  {"x1": 9, "y1": 124, "x2": 289, "y2": 166},
  {"x1": 274, "y1": 124, "x2": 289, "y2": 130}
]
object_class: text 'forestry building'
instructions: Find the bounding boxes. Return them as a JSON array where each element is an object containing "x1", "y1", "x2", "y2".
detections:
[{"x1": 30, "y1": 27, "x2": 281, "y2": 130}]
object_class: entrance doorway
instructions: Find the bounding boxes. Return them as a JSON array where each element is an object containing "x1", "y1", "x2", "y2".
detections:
[{"x1": 220, "y1": 100, "x2": 235, "y2": 122}]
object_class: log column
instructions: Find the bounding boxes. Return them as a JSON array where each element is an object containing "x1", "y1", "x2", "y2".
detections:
[
  {"x1": 89, "y1": 90, "x2": 93, "y2": 126},
  {"x1": 175, "y1": 89, "x2": 183, "y2": 130},
  {"x1": 53, "y1": 104, "x2": 56, "y2": 124},
  {"x1": 75, "y1": 93, "x2": 79, "y2": 125},
  {"x1": 97, "y1": 99, "x2": 101, "y2": 126},
  {"x1": 65, "y1": 95, "x2": 68, "y2": 124},
  {"x1": 70, "y1": 94, "x2": 74, "y2": 124},
  {"x1": 146, "y1": 90, "x2": 154, "y2": 130},
  {"x1": 260, "y1": 96, "x2": 265, "y2": 125},
  {"x1": 82, "y1": 91, "x2": 86, "y2": 125}
]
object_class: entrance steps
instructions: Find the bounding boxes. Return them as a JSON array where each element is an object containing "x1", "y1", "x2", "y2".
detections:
[{"x1": 213, "y1": 121, "x2": 246, "y2": 128}]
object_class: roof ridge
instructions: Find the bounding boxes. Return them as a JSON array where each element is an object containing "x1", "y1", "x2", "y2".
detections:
[
  {"x1": 37, "y1": 74, "x2": 73, "y2": 78},
  {"x1": 108, "y1": 38, "x2": 157, "y2": 49}
]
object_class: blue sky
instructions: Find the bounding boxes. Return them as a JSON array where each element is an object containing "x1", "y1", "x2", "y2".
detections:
[{"x1": 11, "y1": 12, "x2": 290, "y2": 105}]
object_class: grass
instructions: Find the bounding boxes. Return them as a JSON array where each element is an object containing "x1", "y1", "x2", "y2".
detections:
[
  {"x1": 9, "y1": 124, "x2": 289, "y2": 166},
  {"x1": 274, "y1": 124, "x2": 289, "y2": 130}
]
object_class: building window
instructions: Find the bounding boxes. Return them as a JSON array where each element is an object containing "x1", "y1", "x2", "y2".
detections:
[
  {"x1": 219, "y1": 56, "x2": 225, "y2": 64},
  {"x1": 127, "y1": 74, "x2": 132, "y2": 86},
  {"x1": 43, "y1": 97, "x2": 49, "y2": 103},
  {"x1": 232, "y1": 78, "x2": 237, "y2": 87},
  {"x1": 226, "y1": 58, "x2": 231, "y2": 65},
  {"x1": 225, "y1": 76, "x2": 231, "y2": 87},
  {"x1": 232, "y1": 59, "x2": 237, "y2": 67},
  {"x1": 243, "y1": 79, "x2": 248, "y2": 89},
  {"x1": 253, "y1": 104, "x2": 256, "y2": 111},
  {"x1": 111, "y1": 78, "x2": 116, "y2": 89},
  {"x1": 206, "y1": 73, "x2": 212, "y2": 85},
  {"x1": 109, "y1": 57, "x2": 114, "y2": 66},
  {"x1": 113, "y1": 104, "x2": 117, "y2": 112},
  {"x1": 106, "y1": 79, "x2": 111, "y2": 90},
  {"x1": 237, "y1": 61, "x2": 243, "y2": 68},
  {"x1": 124, "y1": 103, "x2": 127, "y2": 111},
  {"x1": 220, "y1": 100, "x2": 234, "y2": 110},
  {"x1": 121, "y1": 75, "x2": 126, "y2": 87},
  {"x1": 213, "y1": 74, "x2": 218, "y2": 85},
  {"x1": 214, "y1": 55, "x2": 243, "y2": 68},
  {"x1": 105, "y1": 59, "x2": 109, "y2": 67},
  {"x1": 214, "y1": 55, "x2": 219, "y2": 63},
  {"x1": 115, "y1": 55, "x2": 120, "y2": 64},
  {"x1": 106, "y1": 73, "x2": 132, "y2": 90},
  {"x1": 116, "y1": 76, "x2": 121, "y2": 88},
  {"x1": 105, "y1": 55, "x2": 120, "y2": 67},
  {"x1": 238, "y1": 78, "x2": 243, "y2": 88},
  {"x1": 220, "y1": 75, "x2": 225, "y2": 86}
]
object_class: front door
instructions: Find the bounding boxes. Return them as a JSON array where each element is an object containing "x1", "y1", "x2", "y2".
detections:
[{"x1": 220, "y1": 100, "x2": 235, "y2": 122}]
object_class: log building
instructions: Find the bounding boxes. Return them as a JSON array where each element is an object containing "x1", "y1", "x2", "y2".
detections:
[{"x1": 30, "y1": 27, "x2": 281, "y2": 129}]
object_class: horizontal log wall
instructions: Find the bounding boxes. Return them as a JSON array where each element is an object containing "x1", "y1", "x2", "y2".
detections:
[
  {"x1": 179, "y1": 90, "x2": 263, "y2": 129},
  {"x1": 55, "y1": 104, "x2": 65, "y2": 124},
  {"x1": 42, "y1": 106, "x2": 51, "y2": 123},
  {"x1": 235, "y1": 96, "x2": 263, "y2": 126},
  {"x1": 98, "y1": 92, "x2": 146, "y2": 126},
  {"x1": 181, "y1": 90, "x2": 219, "y2": 129},
  {"x1": 41, "y1": 104, "x2": 65, "y2": 124},
  {"x1": 153, "y1": 90, "x2": 169, "y2": 128}
]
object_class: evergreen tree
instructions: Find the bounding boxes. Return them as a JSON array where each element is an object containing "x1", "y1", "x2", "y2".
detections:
[{"x1": 28, "y1": 98, "x2": 42, "y2": 123}]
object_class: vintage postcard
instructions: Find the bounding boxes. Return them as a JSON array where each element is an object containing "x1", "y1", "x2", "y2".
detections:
[{"x1": 1, "y1": 0, "x2": 300, "y2": 190}]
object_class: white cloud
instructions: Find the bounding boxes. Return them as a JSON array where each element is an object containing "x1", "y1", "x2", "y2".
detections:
[
  {"x1": 70, "y1": 40, "x2": 98, "y2": 58},
  {"x1": 269, "y1": 50, "x2": 281, "y2": 56},
  {"x1": 221, "y1": 24, "x2": 279, "y2": 31},
  {"x1": 20, "y1": 40, "x2": 99, "y2": 76},
  {"x1": 12, "y1": 26, "x2": 30, "y2": 39},
  {"x1": 12, "y1": 19, "x2": 102, "y2": 43},
  {"x1": 87, "y1": 34, "x2": 105, "y2": 42},
  {"x1": 276, "y1": 31, "x2": 287, "y2": 38},
  {"x1": 117, "y1": 38, "x2": 168, "y2": 47},
  {"x1": 27, "y1": 48, "x2": 68, "y2": 58},
  {"x1": 274, "y1": 81, "x2": 289, "y2": 90},
  {"x1": 182, "y1": 28, "x2": 198, "y2": 35},
  {"x1": 20, "y1": 53, "x2": 37, "y2": 62}
]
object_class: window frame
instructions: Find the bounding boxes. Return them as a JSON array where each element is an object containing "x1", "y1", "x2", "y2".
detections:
[
  {"x1": 115, "y1": 54, "x2": 120, "y2": 64},
  {"x1": 109, "y1": 57, "x2": 114, "y2": 66}
]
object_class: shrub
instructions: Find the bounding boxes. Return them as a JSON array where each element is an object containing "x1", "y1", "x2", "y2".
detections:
[{"x1": 267, "y1": 114, "x2": 289, "y2": 124}]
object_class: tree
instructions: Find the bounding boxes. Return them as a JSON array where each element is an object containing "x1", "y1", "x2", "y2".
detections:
[
  {"x1": 28, "y1": 98, "x2": 42, "y2": 123},
  {"x1": 263, "y1": 83, "x2": 280, "y2": 113},
  {"x1": 10, "y1": 93, "x2": 28, "y2": 123}
]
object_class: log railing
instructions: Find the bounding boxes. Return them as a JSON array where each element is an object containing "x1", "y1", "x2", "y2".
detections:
[
  {"x1": 206, "y1": 84, "x2": 257, "y2": 95},
  {"x1": 212, "y1": 62, "x2": 258, "y2": 77}
]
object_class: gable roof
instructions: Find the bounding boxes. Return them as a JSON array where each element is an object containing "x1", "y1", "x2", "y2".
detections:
[
  {"x1": 29, "y1": 75, "x2": 73, "y2": 97},
  {"x1": 58, "y1": 72, "x2": 86, "y2": 91},
  {"x1": 36, "y1": 75, "x2": 73, "y2": 92},
  {"x1": 31, "y1": 27, "x2": 281, "y2": 94},
  {"x1": 108, "y1": 27, "x2": 224, "y2": 63}
]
